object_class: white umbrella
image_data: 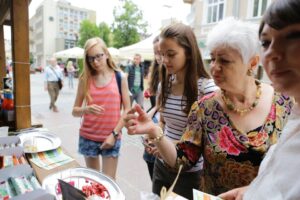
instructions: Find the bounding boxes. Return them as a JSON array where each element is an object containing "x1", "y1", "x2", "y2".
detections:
[
  {"x1": 54, "y1": 47, "x2": 84, "y2": 59},
  {"x1": 119, "y1": 31, "x2": 159, "y2": 60},
  {"x1": 108, "y1": 47, "x2": 120, "y2": 58}
]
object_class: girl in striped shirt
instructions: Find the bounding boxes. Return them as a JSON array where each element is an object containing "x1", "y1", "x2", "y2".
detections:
[
  {"x1": 151, "y1": 23, "x2": 218, "y2": 199},
  {"x1": 72, "y1": 37, "x2": 131, "y2": 180}
]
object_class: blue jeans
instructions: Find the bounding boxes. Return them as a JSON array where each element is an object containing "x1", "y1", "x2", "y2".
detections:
[
  {"x1": 130, "y1": 91, "x2": 144, "y2": 108},
  {"x1": 78, "y1": 136, "x2": 121, "y2": 158},
  {"x1": 68, "y1": 73, "x2": 74, "y2": 88}
]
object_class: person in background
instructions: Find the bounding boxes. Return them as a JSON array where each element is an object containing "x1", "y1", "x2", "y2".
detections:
[
  {"x1": 124, "y1": 18, "x2": 293, "y2": 196},
  {"x1": 144, "y1": 23, "x2": 217, "y2": 199},
  {"x1": 142, "y1": 35, "x2": 162, "y2": 180},
  {"x1": 125, "y1": 53, "x2": 145, "y2": 108},
  {"x1": 72, "y1": 37, "x2": 131, "y2": 180},
  {"x1": 144, "y1": 36, "x2": 161, "y2": 111},
  {"x1": 219, "y1": 0, "x2": 300, "y2": 199},
  {"x1": 66, "y1": 60, "x2": 75, "y2": 89},
  {"x1": 44, "y1": 57, "x2": 64, "y2": 112}
]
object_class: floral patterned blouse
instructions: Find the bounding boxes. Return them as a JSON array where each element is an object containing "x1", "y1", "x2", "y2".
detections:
[{"x1": 175, "y1": 92, "x2": 293, "y2": 195}]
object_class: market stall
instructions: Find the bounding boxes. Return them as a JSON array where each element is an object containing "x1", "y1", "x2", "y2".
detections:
[
  {"x1": 0, "y1": 0, "x2": 31, "y2": 130},
  {"x1": 0, "y1": 128, "x2": 126, "y2": 199},
  {"x1": 118, "y1": 31, "x2": 159, "y2": 60},
  {"x1": 53, "y1": 47, "x2": 84, "y2": 59}
]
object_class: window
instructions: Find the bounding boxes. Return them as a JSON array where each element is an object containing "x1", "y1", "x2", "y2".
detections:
[
  {"x1": 64, "y1": 39, "x2": 76, "y2": 49},
  {"x1": 206, "y1": 0, "x2": 225, "y2": 24},
  {"x1": 250, "y1": 0, "x2": 269, "y2": 18}
]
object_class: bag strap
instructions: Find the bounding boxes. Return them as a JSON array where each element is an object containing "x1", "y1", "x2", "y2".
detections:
[
  {"x1": 115, "y1": 71, "x2": 123, "y2": 107},
  {"x1": 49, "y1": 67, "x2": 60, "y2": 80},
  {"x1": 115, "y1": 71, "x2": 122, "y2": 96}
]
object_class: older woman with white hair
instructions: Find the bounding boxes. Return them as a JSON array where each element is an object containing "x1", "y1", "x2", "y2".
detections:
[{"x1": 124, "y1": 18, "x2": 294, "y2": 195}]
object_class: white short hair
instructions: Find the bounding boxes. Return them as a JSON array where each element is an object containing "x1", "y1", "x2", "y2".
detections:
[{"x1": 206, "y1": 17, "x2": 259, "y2": 64}]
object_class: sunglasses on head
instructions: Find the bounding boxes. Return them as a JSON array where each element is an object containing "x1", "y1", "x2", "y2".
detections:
[{"x1": 86, "y1": 53, "x2": 104, "y2": 63}]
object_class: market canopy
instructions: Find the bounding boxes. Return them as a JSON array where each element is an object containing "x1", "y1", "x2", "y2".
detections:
[
  {"x1": 119, "y1": 31, "x2": 160, "y2": 60},
  {"x1": 54, "y1": 47, "x2": 84, "y2": 59},
  {"x1": 108, "y1": 47, "x2": 120, "y2": 59}
]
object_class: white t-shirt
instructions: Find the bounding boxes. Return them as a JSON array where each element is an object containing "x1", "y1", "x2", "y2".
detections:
[{"x1": 244, "y1": 104, "x2": 300, "y2": 200}]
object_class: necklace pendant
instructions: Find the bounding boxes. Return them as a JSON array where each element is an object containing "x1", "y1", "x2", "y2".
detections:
[{"x1": 227, "y1": 104, "x2": 235, "y2": 111}]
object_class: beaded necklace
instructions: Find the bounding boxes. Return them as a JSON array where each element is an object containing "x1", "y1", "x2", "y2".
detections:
[{"x1": 221, "y1": 80, "x2": 262, "y2": 115}]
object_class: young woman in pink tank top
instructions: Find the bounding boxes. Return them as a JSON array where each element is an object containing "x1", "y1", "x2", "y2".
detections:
[{"x1": 72, "y1": 37, "x2": 131, "y2": 180}]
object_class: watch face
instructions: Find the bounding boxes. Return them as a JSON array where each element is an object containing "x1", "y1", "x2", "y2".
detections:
[{"x1": 112, "y1": 131, "x2": 118, "y2": 137}]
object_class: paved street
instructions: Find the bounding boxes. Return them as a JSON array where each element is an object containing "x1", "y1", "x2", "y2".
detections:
[{"x1": 30, "y1": 73, "x2": 152, "y2": 200}]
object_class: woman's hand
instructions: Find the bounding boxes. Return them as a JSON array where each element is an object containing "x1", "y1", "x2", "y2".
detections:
[
  {"x1": 143, "y1": 138, "x2": 161, "y2": 158},
  {"x1": 124, "y1": 104, "x2": 156, "y2": 136},
  {"x1": 144, "y1": 88, "x2": 151, "y2": 98},
  {"x1": 84, "y1": 104, "x2": 105, "y2": 115},
  {"x1": 148, "y1": 146, "x2": 161, "y2": 158},
  {"x1": 100, "y1": 133, "x2": 115, "y2": 150},
  {"x1": 218, "y1": 186, "x2": 249, "y2": 200}
]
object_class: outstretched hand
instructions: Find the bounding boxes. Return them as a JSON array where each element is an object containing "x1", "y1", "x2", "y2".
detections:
[
  {"x1": 124, "y1": 104, "x2": 156, "y2": 136},
  {"x1": 218, "y1": 186, "x2": 248, "y2": 200}
]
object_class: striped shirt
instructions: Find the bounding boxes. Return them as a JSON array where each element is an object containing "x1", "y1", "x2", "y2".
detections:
[
  {"x1": 161, "y1": 77, "x2": 218, "y2": 172},
  {"x1": 80, "y1": 74, "x2": 121, "y2": 142}
]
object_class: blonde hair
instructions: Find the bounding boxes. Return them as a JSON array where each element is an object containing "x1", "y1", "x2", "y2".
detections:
[
  {"x1": 66, "y1": 60, "x2": 73, "y2": 69},
  {"x1": 81, "y1": 37, "x2": 120, "y2": 102}
]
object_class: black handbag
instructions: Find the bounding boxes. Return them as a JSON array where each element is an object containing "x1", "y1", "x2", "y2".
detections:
[
  {"x1": 57, "y1": 78, "x2": 63, "y2": 90},
  {"x1": 50, "y1": 67, "x2": 63, "y2": 90}
]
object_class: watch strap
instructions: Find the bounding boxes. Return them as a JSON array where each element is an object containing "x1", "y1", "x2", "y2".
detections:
[{"x1": 112, "y1": 130, "x2": 119, "y2": 138}]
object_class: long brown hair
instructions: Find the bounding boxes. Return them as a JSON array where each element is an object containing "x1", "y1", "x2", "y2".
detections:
[
  {"x1": 148, "y1": 36, "x2": 161, "y2": 95},
  {"x1": 158, "y1": 23, "x2": 210, "y2": 114},
  {"x1": 81, "y1": 37, "x2": 120, "y2": 102}
]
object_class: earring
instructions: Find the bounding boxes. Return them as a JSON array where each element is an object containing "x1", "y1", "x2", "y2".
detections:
[{"x1": 247, "y1": 69, "x2": 253, "y2": 76}]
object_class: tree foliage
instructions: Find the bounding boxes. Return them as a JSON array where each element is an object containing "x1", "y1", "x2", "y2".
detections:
[
  {"x1": 112, "y1": 0, "x2": 148, "y2": 48},
  {"x1": 78, "y1": 20, "x2": 100, "y2": 47},
  {"x1": 98, "y1": 22, "x2": 112, "y2": 47}
]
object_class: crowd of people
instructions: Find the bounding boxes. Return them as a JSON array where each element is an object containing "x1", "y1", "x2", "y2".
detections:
[{"x1": 42, "y1": 0, "x2": 300, "y2": 198}]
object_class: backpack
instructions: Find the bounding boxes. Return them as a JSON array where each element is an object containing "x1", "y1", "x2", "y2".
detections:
[{"x1": 114, "y1": 71, "x2": 122, "y2": 105}]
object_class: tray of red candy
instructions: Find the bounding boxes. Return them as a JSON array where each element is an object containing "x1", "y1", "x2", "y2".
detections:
[{"x1": 42, "y1": 167, "x2": 125, "y2": 200}]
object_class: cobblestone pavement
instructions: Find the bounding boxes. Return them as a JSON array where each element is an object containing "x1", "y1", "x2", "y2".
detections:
[{"x1": 30, "y1": 73, "x2": 152, "y2": 200}]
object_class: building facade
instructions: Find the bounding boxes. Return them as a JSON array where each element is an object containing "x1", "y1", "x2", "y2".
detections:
[
  {"x1": 184, "y1": 0, "x2": 274, "y2": 81},
  {"x1": 30, "y1": 0, "x2": 96, "y2": 68}
]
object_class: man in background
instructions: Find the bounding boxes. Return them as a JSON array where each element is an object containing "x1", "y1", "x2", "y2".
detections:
[
  {"x1": 125, "y1": 53, "x2": 145, "y2": 108},
  {"x1": 44, "y1": 57, "x2": 64, "y2": 112}
]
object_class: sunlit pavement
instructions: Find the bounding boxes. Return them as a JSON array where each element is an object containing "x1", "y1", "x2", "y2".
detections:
[{"x1": 30, "y1": 73, "x2": 152, "y2": 199}]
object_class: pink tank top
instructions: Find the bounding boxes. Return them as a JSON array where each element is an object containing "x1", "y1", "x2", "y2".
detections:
[{"x1": 80, "y1": 73, "x2": 121, "y2": 142}]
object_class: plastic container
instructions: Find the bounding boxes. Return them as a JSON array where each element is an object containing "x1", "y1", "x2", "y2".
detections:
[{"x1": 0, "y1": 126, "x2": 9, "y2": 137}]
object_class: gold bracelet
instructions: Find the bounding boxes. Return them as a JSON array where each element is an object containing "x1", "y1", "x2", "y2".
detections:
[{"x1": 149, "y1": 126, "x2": 164, "y2": 143}]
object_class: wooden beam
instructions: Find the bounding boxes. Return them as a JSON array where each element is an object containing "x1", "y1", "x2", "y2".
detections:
[
  {"x1": 0, "y1": 25, "x2": 6, "y2": 89},
  {"x1": 11, "y1": 0, "x2": 31, "y2": 129},
  {"x1": 0, "y1": 0, "x2": 10, "y2": 25}
]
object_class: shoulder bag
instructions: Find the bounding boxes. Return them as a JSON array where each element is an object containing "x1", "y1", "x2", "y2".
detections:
[{"x1": 50, "y1": 67, "x2": 63, "y2": 90}]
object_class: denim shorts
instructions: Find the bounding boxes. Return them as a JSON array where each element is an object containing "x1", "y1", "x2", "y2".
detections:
[{"x1": 78, "y1": 136, "x2": 121, "y2": 158}]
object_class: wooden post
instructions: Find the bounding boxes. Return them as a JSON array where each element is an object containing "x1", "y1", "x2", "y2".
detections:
[
  {"x1": 11, "y1": 0, "x2": 31, "y2": 129},
  {"x1": 0, "y1": 25, "x2": 6, "y2": 89}
]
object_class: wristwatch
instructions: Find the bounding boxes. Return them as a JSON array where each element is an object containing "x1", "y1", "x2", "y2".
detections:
[{"x1": 112, "y1": 130, "x2": 119, "y2": 139}]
